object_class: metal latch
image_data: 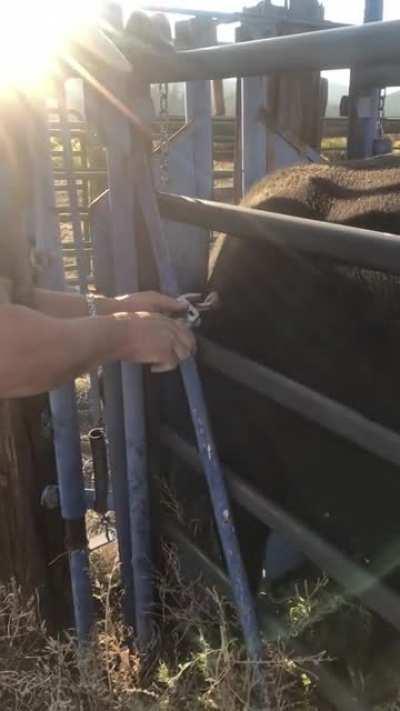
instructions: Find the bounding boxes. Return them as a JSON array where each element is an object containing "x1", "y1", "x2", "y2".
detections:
[{"x1": 177, "y1": 291, "x2": 219, "y2": 328}]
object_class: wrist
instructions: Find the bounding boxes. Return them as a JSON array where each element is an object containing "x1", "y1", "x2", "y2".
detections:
[
  {"x1": 104, "y1": 311, "x2": 136, "y2": 362},
  {"x1": 91, "y1": 295, "x2": 119, "y2": 317}
]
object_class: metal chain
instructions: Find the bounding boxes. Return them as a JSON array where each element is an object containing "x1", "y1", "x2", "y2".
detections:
[
  {"x1": 377, "y1": 87, "x2": 386, "y2": 137},
  {"x1": 159, "y1": 82, "x2": 170, "y2": 187}
]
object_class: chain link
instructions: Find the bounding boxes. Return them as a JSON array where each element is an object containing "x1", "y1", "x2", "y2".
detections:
[
  {"x1": 377, "y1": 87, "x2": 386, "y2": 137},
  {"x1": 159, "y1": 82, "x2": 170, "y2": 187}
]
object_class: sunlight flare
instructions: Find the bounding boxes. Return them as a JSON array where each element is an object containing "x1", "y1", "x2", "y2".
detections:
[{"x1": 0, "y1": 0, "x2": 101, "y2": 92}]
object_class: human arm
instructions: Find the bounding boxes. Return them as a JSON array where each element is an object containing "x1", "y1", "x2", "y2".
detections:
[
  {"x1": 33, "y1": 288, "x2": 187, "y2": 319},
  {"x1": 0, "y1": 304, "x2": 195, "y2": 398}
]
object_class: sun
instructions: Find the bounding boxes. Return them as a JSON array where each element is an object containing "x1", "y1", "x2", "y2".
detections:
[{"x1": 0, "y1": 0, "x2": 100, "y2": 93}]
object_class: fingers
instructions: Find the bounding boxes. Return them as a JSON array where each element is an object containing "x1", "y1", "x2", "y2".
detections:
[
  {"x1": 180, "y1": 293, "x2": 202, "y2": 304},
  {"x1": 157, "y1": 294, "x2": 187, "y2": 314},
  {"x1": 152, "y1": 319, "x2": 196, "y2": 372},
  {"x1": 172, "y1": 319, "x2": 197, "y2": 355},
  {"x1": 173, "y1": 340, "x2": 192, "y2": 362},
  {"x1": 123, "y1": 310, "x2": 196, "y2": 371},
  {"x1": 151, "y1": 358, "x2": 179, "y2": 373}
]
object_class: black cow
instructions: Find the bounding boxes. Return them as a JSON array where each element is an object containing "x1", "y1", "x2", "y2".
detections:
[
  {"x1": 187, "y1": 154, "x2": 400, "y2": 592},
  {"x1": 188, "y1": 154, "x2": 400, "y2": 704}
]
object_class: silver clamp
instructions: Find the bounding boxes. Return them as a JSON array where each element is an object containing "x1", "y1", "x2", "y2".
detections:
[{"x1": 177, "y1": 292, "x2": 219, "y2": 329}]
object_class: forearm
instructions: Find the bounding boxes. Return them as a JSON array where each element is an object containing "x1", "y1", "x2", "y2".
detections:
[
  {"x1": 33, "y1": 288, "x2": 117, "y2": 318},
  {"x1": 0, "y1": 304, "x2": 130, "y2": 398}
]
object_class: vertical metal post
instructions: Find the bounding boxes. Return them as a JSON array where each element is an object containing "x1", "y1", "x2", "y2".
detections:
[
  {"x1": 237, "y1": 23, "x2": 268, "y2": 194},
  {"x1": 168, "y1": 17, "x2": 213, "y2": 293},
  {"x1": 347, "y1": 0, "x2": 384, "y2": 159},
  {"x1": 29, "y1": 98, "x2": 93, "y2": 642},
  {"x1": 183, "y1": 19, "x2": 213, "y2": 203},
  {"x1": 90, "y1": 188, "x2": 136, "y2": 628},
  {"x1": 101, "y1": 84, "x2": 154, "y2": 649},
  {"x1": 241, "y1": 75, "x2": 268, "y2": 193}
]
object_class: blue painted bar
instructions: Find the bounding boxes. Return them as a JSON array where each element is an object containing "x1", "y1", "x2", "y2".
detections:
[
  {"x1": 103, "y1": 362, "x2": 136, "y2": 628},
  {"x1": 101, "y1": 86, "x2": 155, "y2": 648},
  {"x1": 90, "y1": 184, "x2": 136, "y2": 627},
  {"x1": 241, "y1": 73, "x2": 268, "y2": 193},
  {"x1": 347, "y1": 0, "x2": 383, "y2": 159},
  {"x1": 136, "y1": 154, "x2": 264, "y2": 663},
  {"x1": 29, "y1": 97, "x2": 93, "y2": 641}
]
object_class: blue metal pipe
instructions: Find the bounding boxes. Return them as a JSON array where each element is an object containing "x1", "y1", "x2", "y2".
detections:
[
  {"x1": 49, "y1": 384, "x2": 87, "y2": 520},
  {"x1": 102, "y1": 363, "x2": 136, "y2": 627},
  {"x1": 104, "y1": 117, "x2": 154, "y2": 649},
  {"x1": 347, "y1": 1, "x2": 384, "y2": 159},
  {"x1": 90, "y1": 186, "x2": 136, "y2": 627},
  {"x1": 364, "y1": 0, "x2": 384, "y2": 22},
  {"x1": 29, "y1": 98, "x2": 94, "y2": 642},
  {"x1": 136, "y1": 155, "x2": 263, "y2": 663}
]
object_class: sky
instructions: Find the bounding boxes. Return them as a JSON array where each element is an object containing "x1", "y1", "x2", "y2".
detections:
[{"x1": 123, "y1": 0, "x2": 400, "y2": 87}]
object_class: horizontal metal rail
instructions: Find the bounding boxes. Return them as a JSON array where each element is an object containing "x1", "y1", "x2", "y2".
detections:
[
  {"x1": 213, "y1": 170, "x2": 234, "y2": 179},
  {"x1": 323, "y1": 117, "x2": 400, "y2": 138},
  {"x1": 158, "y1": 192, "x2": 400, "y2": 274},
  {"x1": 54, "y1": 169, "x2": 107, "y2": 179},
  {"x1": 49, "y1": 126, "x2": 86, "y2": 135},
  {"x1": 162, "y1": 518, "x2": 233, "y2": 597},
  {"x1": 122, "y1": 20, "x2": 400, "y2": 82},
  {"x1": 57, "y1": 209, "x2": 89, "y2": 216},
  {"x1": 140, "y1": 4, "x2": 348, "y2": 28},
  {"x1": 161, "y1": 426, "x2": 400, "y2": 634},
  {"x1": 199, "y1": 337, "x2": 400, "y2": 470},
  {"x1": 140, "y1": 5, "x2": 248, "y2": 22},
  {"x1": 354, "y1": 64, "x2": 400, "y2": 90}
]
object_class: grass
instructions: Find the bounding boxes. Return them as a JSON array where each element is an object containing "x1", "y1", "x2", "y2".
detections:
[{"x1": 0, "y1": 545, "x2": 330, "y2": 711}]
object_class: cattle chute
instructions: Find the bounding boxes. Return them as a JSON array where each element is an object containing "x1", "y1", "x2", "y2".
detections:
[{"x1": 25, "y1": 4, "x2": 400, "y2": 710}]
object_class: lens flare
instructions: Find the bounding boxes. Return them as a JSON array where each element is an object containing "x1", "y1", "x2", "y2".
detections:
[{"x1": 0, "y1": 0, "x2": 100, "y2": 92}]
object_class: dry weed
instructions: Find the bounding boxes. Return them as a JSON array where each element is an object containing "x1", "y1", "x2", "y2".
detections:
[{"x1": 0, "y1": 544, "x2": 327, "y2": 711}]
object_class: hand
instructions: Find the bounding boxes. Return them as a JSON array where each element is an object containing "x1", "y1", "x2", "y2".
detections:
[
  {"x1": 114, "y1": 311, "x2": 196, "y2": 372},
  {"x1": 115, "y1": 291, "x2": 188, "y2": 317}
]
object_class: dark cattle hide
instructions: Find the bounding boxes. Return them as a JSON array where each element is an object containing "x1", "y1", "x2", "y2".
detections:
[{"x1": 195, "y1": 155, "x2": 400, "y2": 590}]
